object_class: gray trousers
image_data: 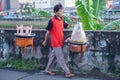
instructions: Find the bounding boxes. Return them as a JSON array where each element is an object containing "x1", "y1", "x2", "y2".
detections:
[{"x1": 45, "y1": 47, "x2": 70, "y2": 74}]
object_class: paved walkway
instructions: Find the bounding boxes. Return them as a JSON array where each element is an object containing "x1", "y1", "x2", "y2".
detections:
[{"x1": 0, "y1": 69, "x2": 102, "y2": 80}]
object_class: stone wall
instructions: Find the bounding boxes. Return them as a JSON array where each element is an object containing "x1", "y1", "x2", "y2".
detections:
[{"x1": 0, "y1": 29, "x2": 120, "y2": 73}]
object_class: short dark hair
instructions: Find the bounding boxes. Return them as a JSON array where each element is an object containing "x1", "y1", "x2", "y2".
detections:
[{"x1": 53, "y1": 3, "x2": 63, "y2": 12}]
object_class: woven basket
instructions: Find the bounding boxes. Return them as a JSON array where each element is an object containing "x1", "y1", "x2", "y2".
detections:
[{"x1": 69, "y1": 44, "x2": 87, "y2": 53}]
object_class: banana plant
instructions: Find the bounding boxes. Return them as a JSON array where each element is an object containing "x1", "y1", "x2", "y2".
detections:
[
  {"x1": 103, "y1": 19, "x2": 120, "y2": 30},
  {"x1": 75, "y1": 0, "x2": 106, "y2": 30},
  {"x1": 92, "y1": 0, "x2": 106, "y2": 21}
]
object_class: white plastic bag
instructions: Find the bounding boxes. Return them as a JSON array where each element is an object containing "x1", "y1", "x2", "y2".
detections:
[{"x1": 70, "y1": 22, "x2": 87, "y2": 44}]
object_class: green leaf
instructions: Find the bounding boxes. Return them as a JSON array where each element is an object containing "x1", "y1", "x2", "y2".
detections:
[
  {"x1": 103, "y1": 19, "x2": 120, "y2": 30},
  {"x1": 75, "y1": 0, "x2": 105, "y2": 30},
  {"x1": 92, "y1": 0, "x2": 106, "y2": 19}
]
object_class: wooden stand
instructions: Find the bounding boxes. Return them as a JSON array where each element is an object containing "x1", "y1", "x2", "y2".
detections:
[{"x1": 14, "y1": 37, "x2": 34, "y2": 56}]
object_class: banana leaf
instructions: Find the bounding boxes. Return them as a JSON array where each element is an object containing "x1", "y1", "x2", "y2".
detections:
[
  {"x1": 76, "y1": 0, "x2": 94, "y2": 30},
  {"x1": 75, "y1": 0, "x2": 105, "y2": 30},
  {"x1": 92, "y1": 0, "x2": 106, "y2": 20},
  {"x1": 103, "y1": 19, "x2": 120, "y2": 30}
]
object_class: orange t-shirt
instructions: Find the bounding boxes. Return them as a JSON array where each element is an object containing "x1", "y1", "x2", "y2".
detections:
[
  {"x1": 46, "y1": 16, "x2": 68, "y2": 47},
  {"x1": 50, "y1": 16, "x2": 64, "y2": 47}
]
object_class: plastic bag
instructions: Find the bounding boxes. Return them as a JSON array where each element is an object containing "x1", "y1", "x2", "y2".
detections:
[{"x1": 70, "y1": 22, "x2": 87, "y2": 44}]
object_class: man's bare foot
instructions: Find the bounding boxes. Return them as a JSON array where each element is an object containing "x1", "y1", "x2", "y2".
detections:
[
  {"x1": 65, "y1": 73, "x2": 74, "y2": 78},
  {"x1": 45, "y1": 71, "x2": 55, "y2": 75}
]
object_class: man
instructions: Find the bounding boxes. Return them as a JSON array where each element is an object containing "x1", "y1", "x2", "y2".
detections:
[{"x1": 42, "y1": 3, "x2": 75, "y2": 78}]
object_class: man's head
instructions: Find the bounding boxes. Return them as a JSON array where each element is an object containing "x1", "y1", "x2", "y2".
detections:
[{"x1": 53, "y1": 3, "x2": 63, "y2": 17}]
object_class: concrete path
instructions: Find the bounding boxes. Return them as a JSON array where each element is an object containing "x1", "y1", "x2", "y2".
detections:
[{"x1": 0, "y1": 69, "x2": 102, "y2": 80}]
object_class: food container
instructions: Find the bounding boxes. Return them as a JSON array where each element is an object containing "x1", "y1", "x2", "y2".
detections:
[{"x1": 69, "y1": 41, "x2": 87, "y2": 53}]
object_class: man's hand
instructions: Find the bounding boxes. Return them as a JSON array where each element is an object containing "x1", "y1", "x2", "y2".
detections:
[
  {"x1": 65, "y1": 37, "x2": 70, "y2": 42},
  {"x1": 42, "y1": 40, "x2": 47, "y2": 47},
  {"x1": 42, "y1": 30, "x2": 50, "y2": 47},
  {"x1": 67, "y1": 17, "x2": 75, "y2": 29},
  {"x1": 71, "y1": 17, "x2": 76, "y2": 22}
]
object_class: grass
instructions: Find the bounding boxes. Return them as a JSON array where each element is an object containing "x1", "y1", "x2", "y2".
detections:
[
  {"x1": 0, "y1": 57, "x2": 40, "y2": 71},
  {"x1": 0, "y1": 24, "x2": 16, "y2": 27},
  {"x1": 0, "y1": 24, "x2": 46, "y2": 29},
  {"x1": 0, "y1": 24, "x2": 47, "y2": 29},
  {"x1": 0, "y1": 19, "x2": 48, "y2": 29}
]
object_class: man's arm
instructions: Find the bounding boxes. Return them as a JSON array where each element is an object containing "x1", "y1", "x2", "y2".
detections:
[
  {"x1": 42, "y1": 19, "x2": 53, "y2": 46},
  {"x1": 65, "y1": 17, "x2": 75, "y2": 29},
  {"x1": 42, "y1": 30, "x2": 50, "y2": 46},
  {"x1": 67, "y1": 20, "x2": 74, "y2": 29}
]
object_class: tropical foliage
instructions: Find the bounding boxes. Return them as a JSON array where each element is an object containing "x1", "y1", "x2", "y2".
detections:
[
  {"x1": 103, "y1": 19, "x2": 120, "y2": 30},
  {"x1": 19, "y1": 3, "x2": 52, "y2": 19},
  {"x1": 32, "y1": 9, "x2": 52, "y2": 18},
  {"x1": 75, "y1": 0, "x2": 106, "y2": 30}
]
